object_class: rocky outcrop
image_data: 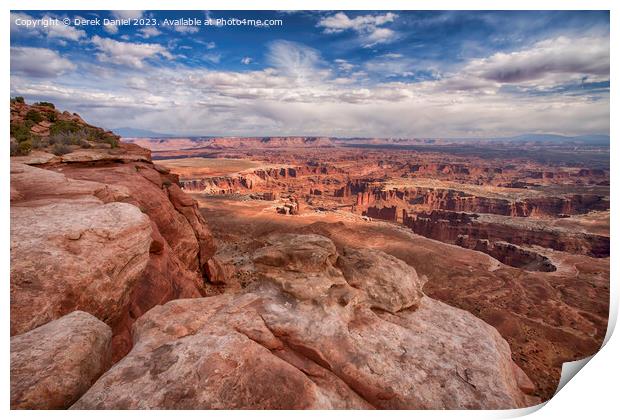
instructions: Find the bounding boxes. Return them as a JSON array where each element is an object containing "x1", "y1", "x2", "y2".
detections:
[
  {"x1": 403, "y1": 210, "x2": 610, "y2": 259},
  {"x1": 356, "y1": 187, "x2": 608, "y2": 218},
  {"x1": 10, "y1": 163, "x2": 152, "y2": 336},
  {"x1": 73, "y1": 234, "x2": 537, "y2": 409},
  {"x1": 11, "y1": 143, "x2": 217, "y2": 361},
  {"x1": 336, "y1": 247, "x2": 425, "y2": 313},
  {"x1": 468, "y1": 240, "x2": 557, "y2": 272},
  {"x1": 46, "y1": 161, "x2": 217, "y2": 360},
  {"x1": 11, "y1": 311, "x2": 112, "y2": 409}
]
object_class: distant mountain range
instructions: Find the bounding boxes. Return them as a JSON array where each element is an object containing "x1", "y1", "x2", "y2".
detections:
[
  {"x1": 494, "y1": 133, "x2": 610, "y2": 145},
  {"x1": 114, "y1": 127, "x2": 610, "y2": 146},
  {"x1": 113, "y1": 127, "x2": 174, "y2": 138}
]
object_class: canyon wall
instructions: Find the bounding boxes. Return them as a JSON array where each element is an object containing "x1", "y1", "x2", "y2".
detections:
[
  {"x1": 403, "y1": 210, "x2": 609, "y2": 258},
  {"x1": 11, "y1": 144, "x2": 216, "y2": 362}
]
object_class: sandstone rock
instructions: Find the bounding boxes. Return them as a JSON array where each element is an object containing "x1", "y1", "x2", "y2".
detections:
[
  {"x1": 337, "y1": 246, "x2": 425, "y2": 313},
  {"x1": 10, "y1": 164, "x2": 152, "y2": 336},
  {"x1": 11, "y1": 311, "x2": 112, "y2": 409},
  {"x1": 57, "y1": 163, "x2": 216, "y2": 360},
  {"x1": 11, "y1": 151, "x2": 60, "y2": 165},
  {"x1": 74, "y1": 235, "x2": 537, "y2": 409},
  {"x1": 30, "y1": 123, "x2": 50, "y2": 136},
  {"x1": 60, "y1": 150, "x2": 150, "y2": 164},
  {"x1": 253, "y1": 233, "x2": 348, "y2": 301}
]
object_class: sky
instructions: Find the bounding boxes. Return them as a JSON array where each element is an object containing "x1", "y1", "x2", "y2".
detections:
[{"x1": 10, "y1": 10, "x2": 610, "y2": 138}]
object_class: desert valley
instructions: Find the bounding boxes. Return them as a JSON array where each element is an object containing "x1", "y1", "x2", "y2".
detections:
[{"x1": 10, "y1": 100, "x2": 609, "y2": 409}]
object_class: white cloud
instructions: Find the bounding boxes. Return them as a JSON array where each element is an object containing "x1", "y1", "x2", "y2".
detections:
[
  {"x1": 91, "y1": 35, "x2": 172, "y2": 69},
  {"x1": 138, "y1": 27, "x2": 162, "y2": 38},
  {"x1": 112, "y1": 11, "x2": 143, "y2": 20},
  {"x1": 464, "y1": 36, "x2": 610, "y2": 86},
  {"x1": 317, "y1": 12, "x2": 398, "y2": 47},
  {"x1": 9, "y1": 34, "x2": 609, "y2": 138},
  {"x1": 204, "y1": 53, "x2": 221, "y2": 64},
  {"x1": 11, "y1": 12, "x2": 86, "y2": 42},
  {"x1": 11, "y1": 47, "x2": 76, "y2": 77},
  {"x1": 174, "y1": 25, "x2": 200, "y2": 34},
  {"x1": 103, "y1": 22, "x2": 119, "y2": 34},
  {"x1": 364, "y1": 55, "x2": 416, "y2": 77},
  {"x1": 334, "y1": 59, "x2": 355, "y2": 72},
  {"x1": 266, "y1": 40, "x2": 326, "y2": 81},
  {"x1": 241, "y1": 57, "x2": 253, "y2": 65}
]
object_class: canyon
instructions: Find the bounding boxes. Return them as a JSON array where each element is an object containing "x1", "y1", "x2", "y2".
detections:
[{"x1": 10, "y1": 102, "x2": 609, "y2": 409}]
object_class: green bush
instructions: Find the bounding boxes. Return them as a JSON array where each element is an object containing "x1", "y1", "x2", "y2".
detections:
[
  {"x1": 102, "y1": 135, "x2": 120, "y2": 148},
  {"x1": 10, "y1": 122, "x2": 31, "y2": 143},
  {"x1": 12, "y1": 96, "x2": 25, "y2": 104},
  {"x1": 25, "y1": 110, "x2": 44, "y2": 124},
  {"x1": 52, "y1": 143, "x2": 72, "y2": 156},
  {"x1": 17, "y1": 141, "x2": 32, "y2": 155},
  {"x1": 50, "y1": 120, "x2": 81, "y2": 135},
  {"x1": 30, "y1": 136, "x2": 44, "y2": 149},
  {"x1": 34, "y1": 101, "x2": 55, "y2": 109},
  {"x1": 48, "y1": 132, "x2": 78, "y2": 146}
]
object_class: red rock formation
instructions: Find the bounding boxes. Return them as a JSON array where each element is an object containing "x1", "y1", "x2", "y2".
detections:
[
  {"x1": 72, "y1": 234, "x2": 538, "y2": 409},
  {"x1": 364, "y1": 205, "x2": 400, "y2": 222},
  {"x1": 10, "y1": 163, "x2": 152, "y2": 336},
  {"x1": 57, "y1": 162, "x2": 216, "y2": 360},
  {"x1": 358, "y1": 187, "x2": 608, "y2": 218},
  {"x1": 11, "y1": 311, "x2": 112, "y2": 409},
  {"x1": 11, "y1": 140, "x2": 216, "y2": 362},
  {"x1": 402, "y1": 210, "x2": 609, "y2": 259}
]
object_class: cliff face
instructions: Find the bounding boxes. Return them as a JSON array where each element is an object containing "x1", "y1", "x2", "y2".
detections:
[
  {"x1": 10, "y1": 103, "x2": 216, "y2": 364},
  {"x1": 403, "y1": 210, "x2": 609, "y2": 258},
  {"x1": 354, "y1": 186, "x2": 609, "y2": 218}
]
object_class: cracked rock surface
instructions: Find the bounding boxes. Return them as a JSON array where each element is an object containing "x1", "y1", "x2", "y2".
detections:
[{"x1": 73, "y1": 234, "x2": 538, "y2": 409}]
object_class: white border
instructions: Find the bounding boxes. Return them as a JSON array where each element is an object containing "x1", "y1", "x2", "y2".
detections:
[{"x1": 2, "y1": 1, "x2": 616, "y2": 419}]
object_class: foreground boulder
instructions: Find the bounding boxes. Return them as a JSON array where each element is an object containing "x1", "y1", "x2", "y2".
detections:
[
  {"x1": 10, "y1": 163, "x2": 152, "y2": 336},
  {"x1": 57, "y1": 162, "x2": 217, "y2": 360},
  {"x1": 11, "y1": 311, "x2": 112, "y2": 409},
  {"x1": 10, "y1": 148, "x2": 217, "y2": 361},
  {"x1": 337, "y1": 246, "x2": 425, "y2": 313},
  {"x1": 73, "y1": 234, "x2": 538, "y2": 409}
]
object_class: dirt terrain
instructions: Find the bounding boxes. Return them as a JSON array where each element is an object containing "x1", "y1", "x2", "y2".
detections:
[
  {"x1": 154, "y1": 138, "x2": 610, "y2": 401},
  {"x1": 9, "y1": 103, "x2": 608, "y2": 408}
]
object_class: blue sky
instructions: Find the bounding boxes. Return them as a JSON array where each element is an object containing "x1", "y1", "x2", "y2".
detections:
[{"x1": 10, "y1": 10, "x2": 610, "y2": 137}]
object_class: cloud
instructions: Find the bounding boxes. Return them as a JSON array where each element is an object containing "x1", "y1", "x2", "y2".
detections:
[
  {"x1": 174, "y1": 25, "x2": 200, "y2": 34},
  {"x1": 204, "y1": 53, "x2": 221, "y2": 64},
  {"x1": 11, "y1": 59, "x2": 608, "y2": 137},
  {"x1": 103, "y1": 22, "x2": 119, "y2": 34},
  {"x1": 9, "y1": 24, "x2": 609, "y2": 138},
  {"x1": 111, "y1": 11, "x2": 143, "y2": 20},
  {"x1": 317, "y1": 12, "x2": 398, "y2": 47},
  {"x1": 11, "y1": 12, "x2": 86, "y2": 41},
  {"x1": 138, "y1": 27, "x2": 162, "y2": 38},
  {"x1": 266, "y1": 40, "x2": 325, "y2": 81},
  {"x1": 11, "y1": 47, "x2": 76, "y2": 77},
  {"x1": 465, "y1": 36, "x2": 609, "y2": 85},
  {"x1": 241, "y1": 57, "x2": 253, "y2": 65},
  {"x1": 191, "y1": 40, "x2": 216, "y2": 50},
  {"x1": 334, "y1": 59, "x2": 355, "y2": 72},
  {"x1": 91, "y1": 35, "x2": 172, "y2": 68},
  {"x1": 364, "y1": 55, "x2": 416, "y2": 78}
]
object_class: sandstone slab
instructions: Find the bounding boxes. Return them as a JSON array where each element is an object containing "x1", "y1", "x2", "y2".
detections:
[
  {"x1": 74, "y1": 235, "x2": 538, "y2": 409},
  {"x1": 11, "y1": 311, "x2": 112, "y2": 409}
]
